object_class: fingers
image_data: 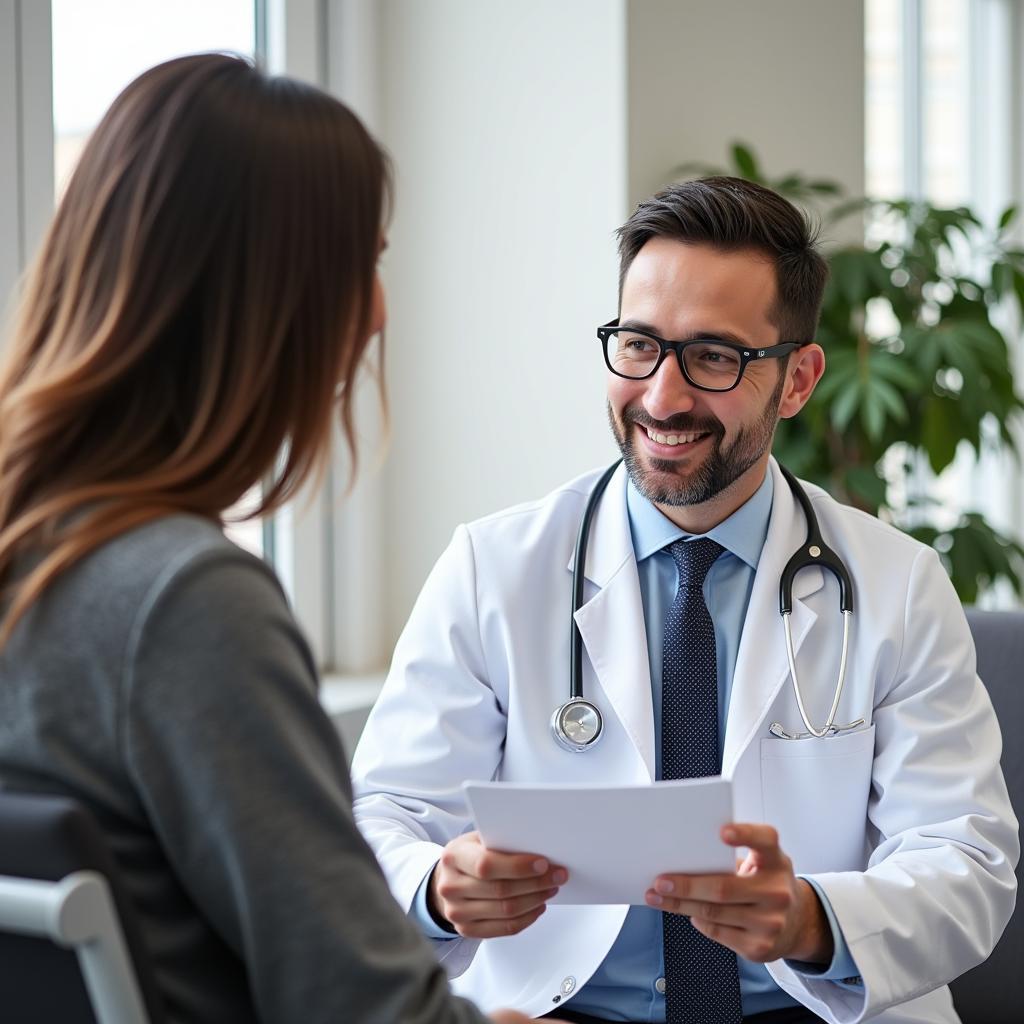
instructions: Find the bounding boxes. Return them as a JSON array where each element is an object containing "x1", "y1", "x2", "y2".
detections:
[
  {"x1": 645, "y1": 881, "x2": 794, "y2": 963},
  {"x1": 720, "y1": 823, "x2": 787, "y2": 869},
  {"x1": 439, "y1": 837, "x2": 567, "y2": 902},
  {"x1": 444, "y1": 831, "x2": 564, "y2": 888},
  {"x1": 487, "y1": 1012, "x2": 531, "y2": 1024},
  {"x1": 431, "y1": 831, "x2": 568, "y2": 939},
  {"x1": 444, "y1": 887, "x2": 559, "y2": 929},
  {"x1": 646, "y1": 889, "x2": 788, "y2": 921},
  {"x1": 641, "y1": 823, "x2": 801, "y2": 962},
  {"x1": 645, "y1": 873, "x2": 751, "y2": 907},
  {"x1": 441, "y1": 867, "x2": 566, "y2": 901},
  {"x1": 688, "y1": 918, "x2": 780, "y2": 962},
  {"x1": 490, "y1": 1011, "x2": 556, "y2": 1024}
]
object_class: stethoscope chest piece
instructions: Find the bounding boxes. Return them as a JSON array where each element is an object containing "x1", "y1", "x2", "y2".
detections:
[{"x1": 551, "y1": 699, "x2": 604, "y2": 752}]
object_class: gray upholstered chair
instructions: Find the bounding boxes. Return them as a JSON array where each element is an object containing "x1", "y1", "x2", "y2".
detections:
[
  {"x1": 0, "y1": 792, "x2": 166, "y2": 1024},
  {"x1": 950, "y1": 609, "x2": 1023, "y2": 1024}
]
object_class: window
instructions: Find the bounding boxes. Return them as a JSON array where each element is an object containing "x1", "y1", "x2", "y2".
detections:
[
  {"x1": 52, "y1": 1, "x2": 256, "y2": 195},
  {"x1": 866, "y1": 0, "x2": 973, "y2": 206},
  {"x1": 51, "y1": 0, "x2": 263, "y2": 556},
  {"x1": 865, "y1": 0, "x2": 1021, "y2": 594}
]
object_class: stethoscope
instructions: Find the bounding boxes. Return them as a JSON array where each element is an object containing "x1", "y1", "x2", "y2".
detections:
[{"x1": 551, "y1": 460, "x2": 865, "y2": 752}]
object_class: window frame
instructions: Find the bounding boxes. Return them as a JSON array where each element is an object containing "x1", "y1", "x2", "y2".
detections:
[
  {"x1": 258, "y1": 0, "x2": 389, "y2": 676},
  {"x1": 0, "y1": 0, "x2": 54, "y2": 309},
  {"x1": 872, "y1": 0, "x2": 1024, "y2": 580},
  {"x1": 1, "y1": 0, "x2": 389, "y2": 675}
]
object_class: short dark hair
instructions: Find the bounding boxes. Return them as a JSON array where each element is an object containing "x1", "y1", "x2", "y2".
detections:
[{"x1": 616, "y1": 176, "x2": 829, "y2": 344}]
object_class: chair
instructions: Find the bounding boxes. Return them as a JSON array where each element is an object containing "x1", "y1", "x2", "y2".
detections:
[
  {"x1": 949, "y1": 609, "x2": 1024, "y2": 1024},
  {"x1": 0, "y1": 791, "x2": 166, "y2": 1024}
]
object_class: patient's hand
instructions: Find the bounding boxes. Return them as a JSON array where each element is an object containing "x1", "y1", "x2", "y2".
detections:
[{"x1": 428, "y1": 830, "x2": 567, "y2": 939}]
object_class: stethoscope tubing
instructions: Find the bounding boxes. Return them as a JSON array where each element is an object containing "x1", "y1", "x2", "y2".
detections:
[
  {"x1": 569, "y1": 460, "x2": 621, "y2": 699},
  {"x1": 556, "y1": 460, "x2": 858, "y2": 751},
  {"x1": 779, "y1": 608, "x2": 863, "y2": 739}
]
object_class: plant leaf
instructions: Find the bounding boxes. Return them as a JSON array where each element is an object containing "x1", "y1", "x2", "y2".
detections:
[
  {"x1": 844, "y1": 465, "x2": 887, "y2": 511},
  {"x1": 830, "y1": 380, "x2": 861, "y2": 433},
  {"x1": 860, "y1": 387, "x2": 886, "y2": 441},
  {"x1": 869, "y1": 376, "x2": 908, "y2": 423},
  {"x1": 827, "y1": 197, "x2": 870, "y2": 224},
  {"x1": 731, "y1": 143, "x2": 760, "y2": 181},
  {"x1": 870, "y1": 353, "x2": 922, "y2": 391},
  {"x1": 921, "y1": 396, "x2": 962, "y2": 473}
]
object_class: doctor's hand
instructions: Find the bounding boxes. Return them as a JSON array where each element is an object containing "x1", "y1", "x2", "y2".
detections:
[
  {"x1": 428, "y1": 830, "x2": 568, "y2": 939},
  {"x1": 489, "y1": 1014, "x2": 566, "y2": 1024},
  {"x1": 644, "y1": 823, "x2": 834, "y2": 964}
]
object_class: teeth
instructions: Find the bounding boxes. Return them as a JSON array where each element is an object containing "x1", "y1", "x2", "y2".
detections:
[{"x1": 647, "y1": 428, "x2": 704, "y2": 446}]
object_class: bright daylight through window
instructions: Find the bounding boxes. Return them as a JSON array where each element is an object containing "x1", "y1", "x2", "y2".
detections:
[
  {"x1": 864, "y1": 0, "x2": 1020, "y2": 603},
  {"x1": 50, "y1": 0, "x2": 264, "y2": 556}
]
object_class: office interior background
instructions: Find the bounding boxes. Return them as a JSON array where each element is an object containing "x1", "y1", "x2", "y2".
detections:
[{"x1": 1, "y1": 0, "x2": 1021, "y2": 741}]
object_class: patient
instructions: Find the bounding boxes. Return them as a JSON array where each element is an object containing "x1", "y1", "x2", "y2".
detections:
[{"x1": 0, "y1": 53, "x2": 541, "y2": 1024}]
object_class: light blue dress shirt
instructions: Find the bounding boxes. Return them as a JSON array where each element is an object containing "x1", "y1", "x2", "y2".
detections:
[{"x1": 414, "y1": 468, "x2": 859, "y2": 1020}]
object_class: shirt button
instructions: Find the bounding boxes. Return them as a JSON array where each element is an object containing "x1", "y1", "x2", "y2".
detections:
[
  {"x1": 561, "y1": 977, "x2": 576, "y2": 995},
  {"x1": 655, "y1": 977, "x2": 666, "y2": 994}
]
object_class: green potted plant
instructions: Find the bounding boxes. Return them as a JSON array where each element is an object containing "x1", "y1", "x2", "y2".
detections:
[{"x1": 672, "y1": 145, "x2": 1024, "y2": 601}]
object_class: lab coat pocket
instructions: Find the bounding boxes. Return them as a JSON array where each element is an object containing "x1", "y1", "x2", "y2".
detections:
[{"x1": 759, "y1": 725, "x2": 875, "y2": 874}]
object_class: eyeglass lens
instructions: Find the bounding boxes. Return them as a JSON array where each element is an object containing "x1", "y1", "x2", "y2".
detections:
[{"x1": 604, "y1": 328, "x2": 743, "y2": 389}]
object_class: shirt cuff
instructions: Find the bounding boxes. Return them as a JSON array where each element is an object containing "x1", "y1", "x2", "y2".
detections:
[
  {"x1": 784, "y1": 876, "x2": 861, "y2": 984},
  {"x1": 411, "y1": 864, "x2": 459, "y2": 940}
]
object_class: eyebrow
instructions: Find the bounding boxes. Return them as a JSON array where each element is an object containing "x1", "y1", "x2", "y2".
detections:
[{"x1": 618, "y1": 318, "x2": 753, "y2": 348}]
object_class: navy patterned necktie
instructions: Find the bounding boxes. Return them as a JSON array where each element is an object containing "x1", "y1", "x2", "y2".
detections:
[{"x1": 661, "y1": 537, "x2": 742, "y2": 1024}]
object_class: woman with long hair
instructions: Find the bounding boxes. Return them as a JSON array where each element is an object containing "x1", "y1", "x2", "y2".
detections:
[{"x1": 0, "y1": 54, "x2": 537, "y2": 1024}]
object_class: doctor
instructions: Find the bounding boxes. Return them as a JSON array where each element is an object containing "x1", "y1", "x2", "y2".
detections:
[{"x1": 351, "y1": 177, "x2": 1018, "y2": 1024}]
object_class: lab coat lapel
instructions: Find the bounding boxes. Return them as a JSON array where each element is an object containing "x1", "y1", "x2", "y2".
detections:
[
  {"x1": 722, "y1": 459, "x2": 823, "y2": 778},
  {"x1": 569, "y1": 464, "x2": 656, "y2": 780}
]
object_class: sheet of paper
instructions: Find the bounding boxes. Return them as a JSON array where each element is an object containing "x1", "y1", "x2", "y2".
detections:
[{"x1": 463, "y1": 777, "x2": 734, "y2": 906}]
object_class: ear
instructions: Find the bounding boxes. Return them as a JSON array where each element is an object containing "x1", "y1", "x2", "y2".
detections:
[{"x1": 778, "y1": 344, "x2": 825, "y2": 419}]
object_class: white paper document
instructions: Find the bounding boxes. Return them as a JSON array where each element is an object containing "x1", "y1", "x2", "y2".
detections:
[{"x1": 463, "y1": 777, "x2": 734, "y2": 906}]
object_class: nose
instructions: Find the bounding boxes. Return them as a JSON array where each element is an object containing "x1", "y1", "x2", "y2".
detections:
[{"x1": 642, "y1": 353, "x2": 698, "y2": 423}]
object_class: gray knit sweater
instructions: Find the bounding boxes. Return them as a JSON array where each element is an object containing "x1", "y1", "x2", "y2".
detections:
[{"x1": 0, "y1": 515, "x2": 486, "y2": 1024}]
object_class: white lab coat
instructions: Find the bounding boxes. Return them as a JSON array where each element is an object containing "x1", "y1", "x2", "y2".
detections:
[{"x1": 351, "y1": 459, "x2": 1018, "y2": 1023}]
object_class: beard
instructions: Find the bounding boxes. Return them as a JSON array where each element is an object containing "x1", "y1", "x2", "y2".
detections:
[{"x1": 607, "y1": 372, "x2": 786, "y2": 507}]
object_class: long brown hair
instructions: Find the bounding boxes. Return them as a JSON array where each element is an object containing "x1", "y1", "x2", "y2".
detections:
[{"x1": 0, "y1": 53, "x2": 390, "y2": 642}]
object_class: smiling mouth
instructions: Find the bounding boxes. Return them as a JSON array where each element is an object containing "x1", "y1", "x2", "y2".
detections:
[{"x1": 643, "y1": 426, "x2": 711, "y2": 447}]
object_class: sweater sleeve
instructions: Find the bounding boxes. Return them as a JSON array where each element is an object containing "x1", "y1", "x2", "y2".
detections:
[{"x1": 120, "y1": 546, "x2": 489, "y2": 1024}]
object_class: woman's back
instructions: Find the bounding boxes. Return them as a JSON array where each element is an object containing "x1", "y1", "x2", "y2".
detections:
[
  {"x1": 0, "y1": 53, "x2": 539, "y2": 1024},
  {"x1": 0, "y1": 517, "x2": 477, "y2": 1022}
]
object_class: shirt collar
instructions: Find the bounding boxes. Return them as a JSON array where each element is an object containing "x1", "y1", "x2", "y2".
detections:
[{"x1": 626, "y1": 467, "x2": 774, "y2": 570}]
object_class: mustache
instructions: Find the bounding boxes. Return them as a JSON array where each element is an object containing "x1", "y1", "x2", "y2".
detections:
[{"x1": 623, "y1": 407, "x2": 724, "y2": 436}]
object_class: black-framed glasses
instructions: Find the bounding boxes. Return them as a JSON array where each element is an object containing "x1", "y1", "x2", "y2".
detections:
[{"x1": 598, "y1": 320, "x2": 803, "y2": 392}]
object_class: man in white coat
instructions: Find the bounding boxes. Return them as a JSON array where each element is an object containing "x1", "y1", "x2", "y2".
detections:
[{"x1": 351, "y1": 177, "x2": 1018, "y2": 1024}]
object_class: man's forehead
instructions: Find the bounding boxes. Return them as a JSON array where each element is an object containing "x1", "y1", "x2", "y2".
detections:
[
  {"x1": 626, "y1": 237, "x2": 774, "y2": 279},
  {"x1": 621, "y1": 239, "x2": 779, "y2": 335}
]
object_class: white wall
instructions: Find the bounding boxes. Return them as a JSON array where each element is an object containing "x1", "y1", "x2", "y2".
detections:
[
  {"x1": 626, "y1": 0, "x2": 865, "y2": 241},
  {"x1": 347, "y1": 0, "x2": 866, "y2": 650},
  {"x1": 377, "y1": 0, "x2": 628, "y2": 635}
]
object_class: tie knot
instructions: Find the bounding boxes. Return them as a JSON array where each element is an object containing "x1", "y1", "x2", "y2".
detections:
[{"x1": 667, "y1": 537, "x2": 724, "y2": 589}]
